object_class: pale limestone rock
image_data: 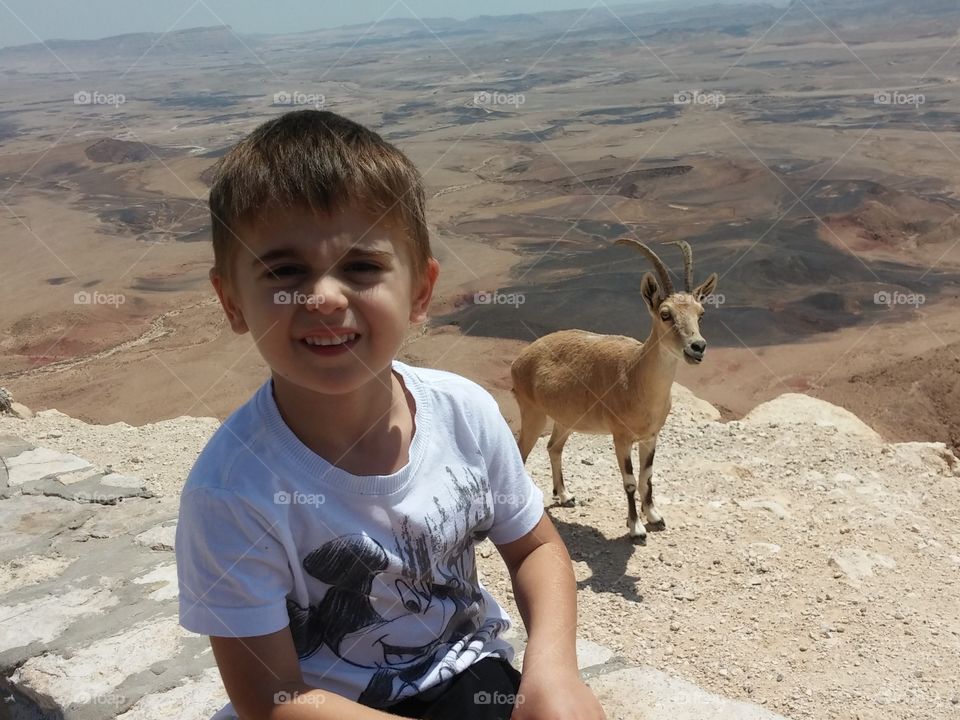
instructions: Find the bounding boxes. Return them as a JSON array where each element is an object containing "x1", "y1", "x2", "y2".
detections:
[
  {"x1": 576, "y1": 638, "x2": 615, "y2": 668},
  {"x1": 890, "y1": 442, "x2": 959, "y2": 476},
  {"x1": 587, "y1": 666, "x2": 788, "y2": 719},
  {"x1": 670, "y1": 383, "x2": 721, "y2": 423},
  {"x1": 0, "y1": 494, "x2": 97, "y2": 556},
  {"x1": 746, "y1": 542, "x2": 781, "y2": 557},
  {"x1": 0, "y1": 586, "x2": 119, "y2": 653},
  {"x1": 115, "y1": 667, "x2": 227, "y2": 720},
  {"x1": 131, "y1": 563, "x2": 179, "y2": 602},
  {"x1": 10, "y1": 402, "x2": 34, "y2": 420},
  {"x1": 5, "y1": 447, "x2": 94, "y2": 486},
  {"x1": 0, "y1": 553, "x2": 73, "y2": 590},
  {"x1": 10, "y1": 616, "x2": 191, "y2": 707},
  {"x1": 828, "y1": 548, "x2": 897, "y2": 585},
  {"x1": 101, "y1": 472, "x2": 149, "y2": 489},
  {"x1": 135, "y1": 521, "x2": 177, "y2": 551},
  {"x1": 56, "y1": 466, "x2": 105, "y2": 485},
  {"x1": 734, "y1": 498, "x2": 791, "y2": 519},
  {"x1": 742, "y1": 393, "x2": 882, "y2": 442}
]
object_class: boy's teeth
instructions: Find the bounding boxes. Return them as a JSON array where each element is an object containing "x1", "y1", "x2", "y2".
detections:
[{"x1": 305, "y1": 333, "x2": 357, "y2": 346}]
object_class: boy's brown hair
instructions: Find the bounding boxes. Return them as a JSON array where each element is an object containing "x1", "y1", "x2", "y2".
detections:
[{"x1": 209, "y1": 109, "x2": 432, "y2": 289}]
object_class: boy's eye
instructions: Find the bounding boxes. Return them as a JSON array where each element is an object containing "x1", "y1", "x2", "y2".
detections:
[
  {"x1": 344, "y1": 261, "x2": 383, "y2": 274},
  {"x1": 266, "y1": 266, "x2": 302, "y2": 279}
]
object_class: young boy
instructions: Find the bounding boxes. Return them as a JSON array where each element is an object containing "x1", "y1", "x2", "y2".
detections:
[{"x1": 175, "y1": 109, "x2": 605, "y2": 720}]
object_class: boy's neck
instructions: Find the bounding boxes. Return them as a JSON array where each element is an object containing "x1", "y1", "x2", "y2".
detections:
[{"x1": 270, "y1": 365, "x2": 416, "y2": 475}]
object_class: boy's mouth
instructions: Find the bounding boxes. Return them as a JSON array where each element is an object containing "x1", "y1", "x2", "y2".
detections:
[{"x1": 301, "y1": 332, "x2": 361, "y2": 355}]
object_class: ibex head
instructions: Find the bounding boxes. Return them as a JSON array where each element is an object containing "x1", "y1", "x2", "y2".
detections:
[{"x1": 615, "y1": 237, "x2": 719, "y2": 365}]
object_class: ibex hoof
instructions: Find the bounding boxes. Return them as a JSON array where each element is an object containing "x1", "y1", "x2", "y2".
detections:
[
  {"x1": 647, "y1": 519, "x2": 666, "y2": 532},
  {"x1": 556, "y1": 496, "x2": 576, "y2": 508},
  {"x1": 630, "y1": 533, "x2": 647, "y2": 545}
]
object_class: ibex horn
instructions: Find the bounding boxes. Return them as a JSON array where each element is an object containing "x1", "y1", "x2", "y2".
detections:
[
  {"x1": 664, "y1": 240, "x2": 693, "y2": 293},
  {"x1": 615, "y1": 237, "x2": 674, "y2": 296}
]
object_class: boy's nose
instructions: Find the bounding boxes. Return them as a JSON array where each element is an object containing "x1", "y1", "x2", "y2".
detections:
[{"x1": 305, "y1": 276, "x2": 348, "y2": 313}]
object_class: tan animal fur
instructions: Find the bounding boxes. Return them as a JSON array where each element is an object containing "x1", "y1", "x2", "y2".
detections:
[{"x1": 511, "y1": 238, "x2": 718, "y2": 543}]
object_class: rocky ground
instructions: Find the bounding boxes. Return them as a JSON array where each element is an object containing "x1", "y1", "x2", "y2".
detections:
[{"x1": 1, "y1": 384, "x2": 958, "y2": 719}]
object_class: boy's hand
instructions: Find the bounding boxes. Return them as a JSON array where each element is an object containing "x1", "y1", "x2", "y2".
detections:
[{"x1": 513, "y1": 669, "x2": 605, "y2": 719}]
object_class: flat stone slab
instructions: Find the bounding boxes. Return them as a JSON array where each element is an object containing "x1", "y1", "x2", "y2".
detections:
[
  {"x1": 587, "y1": 666, "x2": 789, "y2": 719},
  {"x1": 19, "y1": 473, "x2": 153, "y2": 505},
  {"x1": 0, "y1": 437, "x2": 211, "y2": 720},
  {"x1": 101, "y1": 473, "x2": 149, "y2": 489},
  {"x1": 0, "y1": 585, "x2": 120, "y2": 654},
  {"x1": 131, "y1": 563, "x2": 178, "y2": 602},
  {"x1": 5, "y1": 447, "x2": 94, "y2": 486},
  {"x1": 115, "y1": 668, "x2": 226, "y2": 720},
  {"x1": 134, "y1": 521, "x2": 177, "y2": 551},
  {"x1": 0, "y1": 434, "x2": 35, "y2": 459},
  {"x1": 9, "y1": 616, "x2": 194, "y2": 712},
  {"x1": 0, "y1": 494, "x2": 98, "y2": 561}
]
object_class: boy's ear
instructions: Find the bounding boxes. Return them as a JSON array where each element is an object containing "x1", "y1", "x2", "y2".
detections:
[
  {"x1": 409, "y1": 258, "x2": 440, "y2": 324},
  {"x1": 209, "y1": 267, "x2": 249, "y2": 334}
]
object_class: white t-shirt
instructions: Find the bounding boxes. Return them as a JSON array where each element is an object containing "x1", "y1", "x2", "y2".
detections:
[{"x1": 175, "y1": 361, "x2": 544, "y2": 717}]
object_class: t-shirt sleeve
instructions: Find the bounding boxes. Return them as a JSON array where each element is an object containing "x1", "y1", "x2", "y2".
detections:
[
  {"x1": 472, "y1": 389, "x2": 545, "y2": 546},
  {"x1": 176, "y1": 485, "x2": 293, "y2": 638}
]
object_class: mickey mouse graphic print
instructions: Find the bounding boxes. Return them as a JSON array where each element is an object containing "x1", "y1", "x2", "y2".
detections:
[
  {"x1": 176, "y1": 361, "x2": 545, "y2": 718},
  {"x1": 286, "y1": 466, "x2": 510, "y2": 707}
]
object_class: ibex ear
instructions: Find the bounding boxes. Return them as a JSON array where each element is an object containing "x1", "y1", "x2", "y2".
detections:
[
  {"x1": 694, "y1": 272, "x2": 718, "y2": 302},
  {"x1": 641, "y1": 272, "x2": 662, "y2": 311}
]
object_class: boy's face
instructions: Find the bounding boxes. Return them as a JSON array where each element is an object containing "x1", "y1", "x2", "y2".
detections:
[{"x1": 210, "y1": 205, "x2": 438, "y2": 396}]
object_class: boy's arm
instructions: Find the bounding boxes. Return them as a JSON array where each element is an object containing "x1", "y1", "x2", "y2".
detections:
[
  {"x1": 210, "y1": 628, "x2": 414, "y2": 720},
  {"x1": 496, "y1": 513, "x2": 605, "y2": 719}
]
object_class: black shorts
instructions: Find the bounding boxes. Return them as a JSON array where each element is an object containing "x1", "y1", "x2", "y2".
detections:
[{"x1": 384, "y1": 657, "x2": 522, "y2": 720}]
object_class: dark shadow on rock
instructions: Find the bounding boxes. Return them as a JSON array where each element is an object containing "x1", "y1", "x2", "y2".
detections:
[{"x1": 547, "y1": 511, "x2": 645, "y2": 604}]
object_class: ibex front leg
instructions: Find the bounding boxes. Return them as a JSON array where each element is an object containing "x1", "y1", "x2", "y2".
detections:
[
  {"x1": 614, "y1": 433, "x2": 646, "y2": 543},
  {"x1": 637, "y1": 437, "x2": 665, "y2": 531}
]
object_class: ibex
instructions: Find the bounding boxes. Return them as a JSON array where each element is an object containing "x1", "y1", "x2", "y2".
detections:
[{"x1": 511, "y1": 238, "x2": 718, "y2": 544}]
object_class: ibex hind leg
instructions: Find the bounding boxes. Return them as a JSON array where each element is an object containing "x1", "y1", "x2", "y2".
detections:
[
  {"x1": 516, "y1": 397, "x2": 547, "y2": 463},
  {"x1": 547, "y1": 423, "x2": 575, "y2": 507},
  {"x1": 615, "y1": 434, "x2": 646, "y2": 544}
]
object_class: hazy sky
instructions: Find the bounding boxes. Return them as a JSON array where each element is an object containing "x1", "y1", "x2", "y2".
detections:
[{"x1": 0, "y1": 0, "x2": 682, "y2": 48}]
